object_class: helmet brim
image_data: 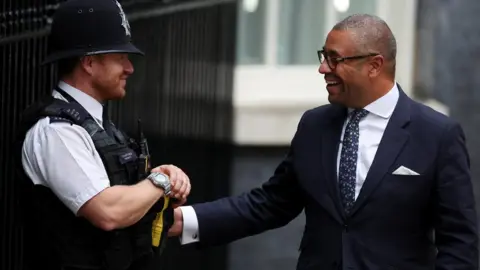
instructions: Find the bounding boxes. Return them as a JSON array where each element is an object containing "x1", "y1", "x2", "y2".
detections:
[{"x1": 41, "y1": 42, "x2": 145, "y2": 65}]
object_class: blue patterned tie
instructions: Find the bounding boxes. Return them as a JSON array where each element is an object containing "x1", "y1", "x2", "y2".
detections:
[{"x1": 339, "y1": 109, "x2": 369, "y2": 213}]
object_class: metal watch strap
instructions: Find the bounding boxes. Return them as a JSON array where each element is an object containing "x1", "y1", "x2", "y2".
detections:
[{"x1": 148, "y1": 172, "x2": 171, "y2": 196}]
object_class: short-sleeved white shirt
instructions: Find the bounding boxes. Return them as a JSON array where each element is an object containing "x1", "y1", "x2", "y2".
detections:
[{"x1": 21, "y1": 81, "x2": 110, "y2": 215}]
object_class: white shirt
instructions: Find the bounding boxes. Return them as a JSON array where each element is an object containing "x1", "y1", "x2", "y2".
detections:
[
  {"x1": 178, "y1": 84, "x2": 400, "y2": 245},
  {"x1": 21, "y1": 81, "x2": 110, "y2": 215},
  {"x1": 337, "y1": 84, "x2": 399, "y2": 199}
]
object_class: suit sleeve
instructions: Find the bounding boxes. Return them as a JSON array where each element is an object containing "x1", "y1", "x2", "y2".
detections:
[
  {"x1": 190, "y1": 112, "x2": 309, "y2": 247},
  {"x1": 435, "y1": 122, "x2": 479, "y2": 269}
]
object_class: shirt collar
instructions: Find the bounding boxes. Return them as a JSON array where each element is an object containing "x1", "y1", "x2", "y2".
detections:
[
  {"x1": 53, "y1": 81, "x2": 104, "y2": 124},
  {"x1": 349, "y1": 83, "x2": 399, "y2": 119}
]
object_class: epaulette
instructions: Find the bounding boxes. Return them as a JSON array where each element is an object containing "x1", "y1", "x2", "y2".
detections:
[
  {"x1": 42, "y1": 99, "x2": 89, "y2": 126},
  {"x1": 49, "y1": 116, "x2": 75, "y2": 125}
]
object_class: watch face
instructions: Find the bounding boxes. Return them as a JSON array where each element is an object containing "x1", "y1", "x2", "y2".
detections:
[
  {"x1": 151, "y1": 172, "x2": 168, "y2": 185},
  {"x1": 154, "y1": 173, "x2": 168, "y2": 184},
  {"x1": 149, "y1": 172, "x2": 171, "y2": 195}
]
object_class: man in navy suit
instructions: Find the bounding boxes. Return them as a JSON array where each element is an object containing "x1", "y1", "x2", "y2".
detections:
[{"x1": 169, "y1": 14, "x2": 479, "y2": 269}]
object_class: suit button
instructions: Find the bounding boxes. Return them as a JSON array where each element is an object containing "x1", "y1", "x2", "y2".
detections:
[{"x1": 343, "y1": 224, "x2": 348, "y2": 232}]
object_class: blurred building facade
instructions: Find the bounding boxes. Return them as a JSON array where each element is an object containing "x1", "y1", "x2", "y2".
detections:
[{"x1": 228, "y1": 0, "x2": 479, "y2": 269}]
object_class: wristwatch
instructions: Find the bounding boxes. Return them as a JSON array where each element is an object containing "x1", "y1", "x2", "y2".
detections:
[{"x1": 147, "y1": 172, "x2": 171, "y2": 196}]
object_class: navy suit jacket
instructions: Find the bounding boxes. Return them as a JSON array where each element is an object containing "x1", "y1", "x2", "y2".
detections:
[{"x1": 192, "y1": 87, "x2": 479, "y2": 270}]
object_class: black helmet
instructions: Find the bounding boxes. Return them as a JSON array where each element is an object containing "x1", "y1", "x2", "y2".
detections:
[{"x1": 43, "y1": 0, "x2": 144, "y2": 64}]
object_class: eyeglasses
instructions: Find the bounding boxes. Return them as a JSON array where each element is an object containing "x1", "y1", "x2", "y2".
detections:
[{"x1": 317, "y1": 50, "x2": 379, "y2": 70}]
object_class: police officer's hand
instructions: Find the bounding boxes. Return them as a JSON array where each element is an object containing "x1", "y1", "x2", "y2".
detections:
[{"x1": 151, "y1": 164, "x2": 191, "y2": 205}]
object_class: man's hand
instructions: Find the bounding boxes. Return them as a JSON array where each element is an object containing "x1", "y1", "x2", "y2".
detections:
[
  {"x1": 151, "y1": 164, "x2": 191, "y2": 206},
  {"x1": 168, "y1": 208, "x2": 183, "y2": 237}
]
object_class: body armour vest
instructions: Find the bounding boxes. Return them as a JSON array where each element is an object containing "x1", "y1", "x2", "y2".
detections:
[{"x1": 15, "y1": 91, "x2": 173, "y2": 270}]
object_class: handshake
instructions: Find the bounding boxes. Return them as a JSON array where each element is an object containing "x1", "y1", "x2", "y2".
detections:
[
  {"x1": 149, "y1": 164, "x2": 190, "y2": 238},
  {"x1": 150, "y1": 164, "x2": 191, "y2": 208}
]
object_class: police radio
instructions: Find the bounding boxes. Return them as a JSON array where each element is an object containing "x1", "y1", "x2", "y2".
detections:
[{"x1": 136, "y1": 119, "x2": 151, "y2": 179}]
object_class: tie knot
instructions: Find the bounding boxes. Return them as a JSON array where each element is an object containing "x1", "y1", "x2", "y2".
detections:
[{"x1": 351, "y1": 109, "x2": 368, "y2": 121}]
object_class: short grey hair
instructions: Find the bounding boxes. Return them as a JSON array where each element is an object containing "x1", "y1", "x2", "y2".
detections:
[{"x1": 333, "y1": 14, "x2": 397, "y2": 74}]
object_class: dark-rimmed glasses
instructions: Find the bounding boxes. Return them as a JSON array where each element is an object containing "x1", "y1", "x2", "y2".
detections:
[{"x1": 317, "y1": 50, "x2": 379, "y2": 70}]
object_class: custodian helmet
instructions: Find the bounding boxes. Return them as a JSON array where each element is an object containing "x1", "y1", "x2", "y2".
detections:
[{"x1": 43, "y1": 0, "x2": 144, "y2": 64}]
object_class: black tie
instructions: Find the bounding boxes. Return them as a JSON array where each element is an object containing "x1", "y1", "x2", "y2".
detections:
[{"x1": 102, "y1": 103, "x2": 114, "y2": 137}]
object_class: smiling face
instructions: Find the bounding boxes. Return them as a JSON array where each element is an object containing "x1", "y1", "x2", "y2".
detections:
[
  {"x1": 87, "y1": 53, "x2": 134, "y2": 101},
  {"x1": 318, "y1": 30, "x2": 384, "y2": 108}
]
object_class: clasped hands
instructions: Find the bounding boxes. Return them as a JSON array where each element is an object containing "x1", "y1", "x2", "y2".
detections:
[{"x1": 151, "y1": 164, "x2": 191, "y2": 208}]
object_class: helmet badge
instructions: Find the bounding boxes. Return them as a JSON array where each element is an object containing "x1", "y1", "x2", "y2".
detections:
[{"x1": 115, "y1": 1, "x2": 131, "y2": 37}]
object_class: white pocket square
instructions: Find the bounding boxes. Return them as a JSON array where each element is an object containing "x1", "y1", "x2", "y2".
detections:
[{"x1": 392, "y1": 166, "x2": 420, "y2": 176}]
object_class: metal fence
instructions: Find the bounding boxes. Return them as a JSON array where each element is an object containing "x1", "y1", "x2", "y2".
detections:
[{"x1": 0, "y1": 0, "x2": 238, "y2": 270}]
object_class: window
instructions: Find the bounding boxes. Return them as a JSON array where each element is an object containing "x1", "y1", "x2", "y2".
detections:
[
  {"x1": 236, "y1": 0, "x2": 267, "y2": 64},
  {"x1": 334, "y1": 0, "x2": 377, "y2": 20},
  {"x1": 235, "y1": 0, "x2": 378, "y2": 66},
  {"x1": 277, "y1": 0, "x2": 327, "y2": 65}
]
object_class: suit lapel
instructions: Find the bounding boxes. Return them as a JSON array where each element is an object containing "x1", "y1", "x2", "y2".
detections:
[
  {"x1": 349, "y1": 87, "x2": 411, "y2": 216},
  {"x1": 320, "y1": 105, "x2": 348, "y2": 219}
]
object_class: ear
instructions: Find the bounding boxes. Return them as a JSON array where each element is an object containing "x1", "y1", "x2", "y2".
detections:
[
  {"x1": 368, "y1": 55, "x2": 384, "y2": 78},
  {"x1": 79, "y1": 56, "x2": 95, "y2": 76}
]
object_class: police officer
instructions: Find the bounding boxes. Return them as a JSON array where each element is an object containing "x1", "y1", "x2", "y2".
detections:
[{"x1": 16, "y1": 0, "x2": 191, "y2": 269}]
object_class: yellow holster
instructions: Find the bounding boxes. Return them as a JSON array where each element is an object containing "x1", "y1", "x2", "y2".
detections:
[{"x1": 151, "y1": 196, "x2": 170, "y2": 247}]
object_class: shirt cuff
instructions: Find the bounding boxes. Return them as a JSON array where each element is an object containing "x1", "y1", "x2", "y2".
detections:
[{"x1": 179, "y1": 205, "x2": 200, "y2": 245}]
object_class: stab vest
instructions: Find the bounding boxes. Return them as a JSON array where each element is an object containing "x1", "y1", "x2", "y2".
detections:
[{"x1": 15, "y1": 92, "x2": 173, "y2": 270}]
